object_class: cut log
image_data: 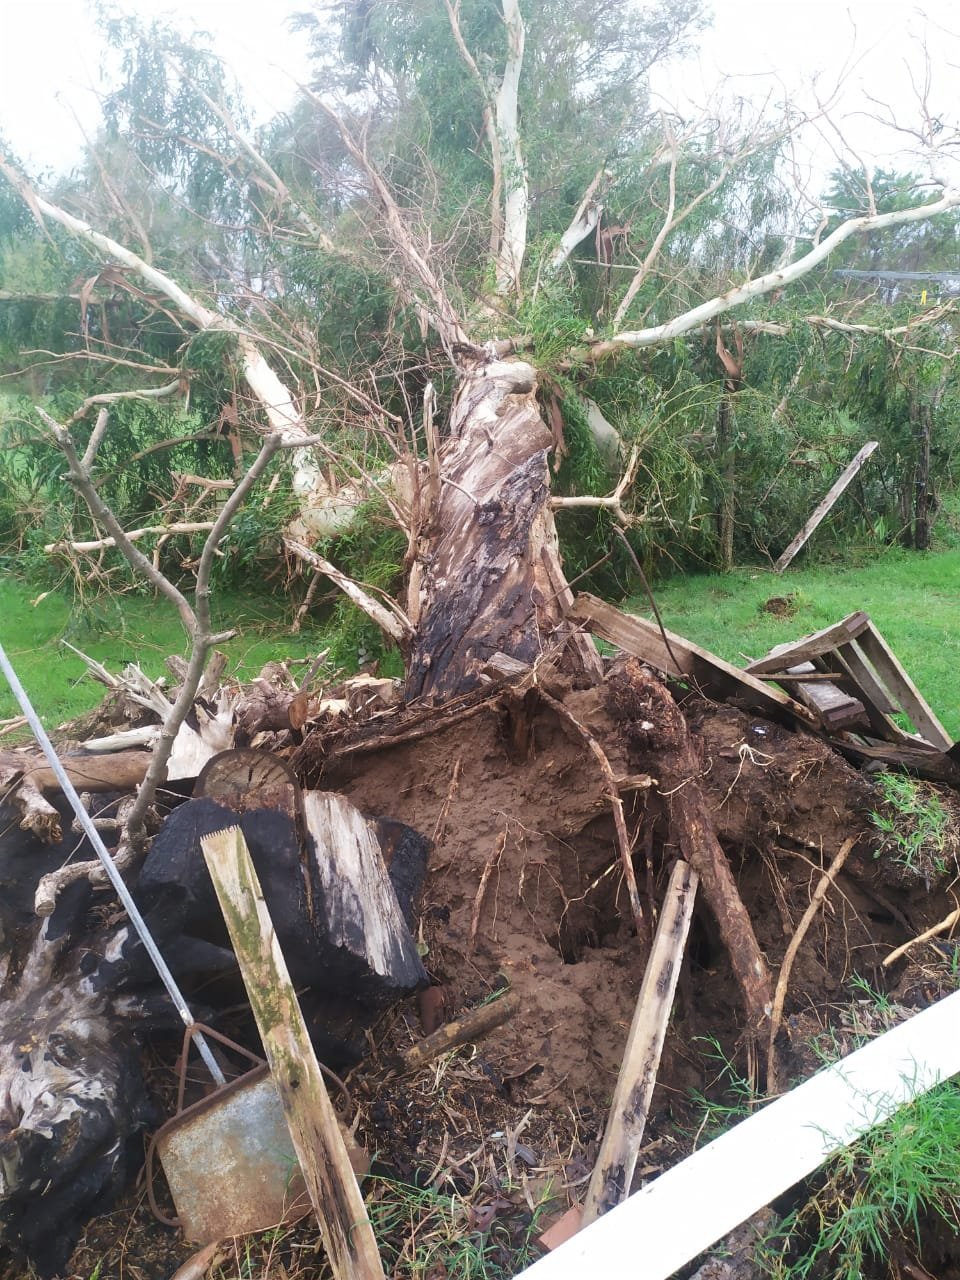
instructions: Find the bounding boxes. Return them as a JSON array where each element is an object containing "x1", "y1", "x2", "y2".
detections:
[
  {"x1": 300, "y1": 791, "x2": 428, "y2": 1003},
  {"x1": 196, "y1": 748, "x2": 299, "y2": 819},
  {"x1": 773, "y1": 441, "x2": 879, "y2": 572},
  {"x1": 569, "y1": 594, "x2": 816, "y2": 728},
  {"x1": 0, "y1": 748, "x2": 153, "y2": 794},
  {"x1": 200, "y1": 826, "x2": 385, "y2": 1280},
  {"x1": 582, "y1": 859, "x2": 698, "y2": 1225}
]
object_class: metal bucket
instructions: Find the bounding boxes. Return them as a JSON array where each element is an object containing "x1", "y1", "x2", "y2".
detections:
[{"x1": 147, "y1": 1027, "x2": 365, "y2": 1244}]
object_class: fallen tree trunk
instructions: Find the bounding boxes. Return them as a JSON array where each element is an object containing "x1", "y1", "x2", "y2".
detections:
[{"x1": 404, "y1": 357, "x2": 602, "y2": 700}]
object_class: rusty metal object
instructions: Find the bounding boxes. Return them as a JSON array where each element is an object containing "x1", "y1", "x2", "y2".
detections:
[{"x1": 147, "y1": 1026, "x2": 366, "y2": 1245}]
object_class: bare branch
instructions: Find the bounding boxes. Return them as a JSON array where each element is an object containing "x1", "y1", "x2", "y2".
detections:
[
  {"x1": 0, "y1": 154, "x2": 311, "y2": 444},
  {"x1": 45, "y1": 522, "x2": 217, "y2": 555},
  {"x1": 589, "y1": 186, "x2": 960, "y2": 357},
  {"x1": 284, "y1": 538, "x2": 414, "y2": 643}
]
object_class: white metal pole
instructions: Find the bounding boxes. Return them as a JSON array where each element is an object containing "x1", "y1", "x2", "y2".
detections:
[{"x1": 0, "y1": 640, "x2": 225, "y2": 1086}]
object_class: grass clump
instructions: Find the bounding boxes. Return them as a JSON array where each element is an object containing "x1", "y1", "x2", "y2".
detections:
[
  {"x1": 760, "y1": 1082, "x2": 960, "y2": 1280},
  {"x1": 364, "y1": 1175, "x2": 547, "y2": 1279},
  {"x1": 869, "y1": 773, "x2": 955, "y2": 883}
]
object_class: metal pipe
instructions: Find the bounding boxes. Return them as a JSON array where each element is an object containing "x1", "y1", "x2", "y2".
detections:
[{"x1": 0, "y1": 640, "x2": 225, "y2": 1085}]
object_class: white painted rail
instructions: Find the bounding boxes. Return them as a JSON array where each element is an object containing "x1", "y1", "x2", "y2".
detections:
[{"x1": 516, "y1": 988, "x2": 960, "y2": 1280}]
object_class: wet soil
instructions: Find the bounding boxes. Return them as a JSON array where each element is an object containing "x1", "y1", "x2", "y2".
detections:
[{"x1": 5, "y1": 679, "x2": 960, "y2": 1280}]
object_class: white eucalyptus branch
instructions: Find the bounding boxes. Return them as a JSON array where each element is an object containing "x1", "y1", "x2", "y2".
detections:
[{"x1": 589, "y1": 186, "x2": 960, "y2": 356}]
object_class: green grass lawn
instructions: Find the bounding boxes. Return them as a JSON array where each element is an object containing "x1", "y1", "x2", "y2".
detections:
[
  {"x1": 623, "y1": 545, "x2": 960, "y2": 738},
  {"x1": 0, "y1": 578, "x2": 336, "y2": 728},
  {"x1": 2, "y1": 544, "x2": 958, "y2": 741}
]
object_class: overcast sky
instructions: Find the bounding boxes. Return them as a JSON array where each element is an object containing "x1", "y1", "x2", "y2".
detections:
[{"x1": 1, "y1": 1, "x2": 958, "y2": 190}]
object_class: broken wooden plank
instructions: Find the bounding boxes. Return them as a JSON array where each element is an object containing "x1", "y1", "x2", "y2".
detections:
[
  {"x1": 833, "y1": 642, "x2": 897, "y2": 714},
  {"x1": 773, "y1": 441, "x2": 879, "y2": 572},
  {"x1": 743, "y1": 612, "x2": 869, "y2": 675},
  {"x1": 568, "y1": 594, "x2": 817, "y2": 727},
  {"x1": 778, "y1": 661, "x2": 866, "y2": 730},
  {"x1": 856, "y1": 623, "x2": 953, "y2": 750},
  {"x1": 515, "y1": 986, "x2": 960, "y2": 1280},
  {"x1": 833, "y1": 738, "x2": 960, "y2": 786},
  {"x1": 582, "y1": 860, "x2": 698, "y2": 1226},
  {"x1": 200, "y1": 826, "x2": 385, "y2": 1280}
]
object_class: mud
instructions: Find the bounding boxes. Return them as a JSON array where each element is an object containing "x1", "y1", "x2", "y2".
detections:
[{"x1": 5, "y1": 681, "x2": 960, "y2": 1280}]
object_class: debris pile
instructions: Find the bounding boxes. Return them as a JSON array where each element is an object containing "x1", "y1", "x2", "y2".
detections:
[{"x1": 1, "y1": 602, "x2": 958, "y2": 1280}]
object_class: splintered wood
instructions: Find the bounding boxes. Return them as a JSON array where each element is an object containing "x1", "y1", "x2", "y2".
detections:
[
  {"x1": 200, "y1": 826, "x2": 385, "y2": 1280},
  {"x1": 746, "y1": 613, "x2": 953, "y2": 753},
  {"x1": 583, "y1": 859, "x2": 698, "y2": 1224}
]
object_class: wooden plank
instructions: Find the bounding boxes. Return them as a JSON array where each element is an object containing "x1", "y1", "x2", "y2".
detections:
[
  {"x1": 568, "y1": 595, "x2": 817, "y2": 727},
  {"x1": 833, "y1": 739, "x2": 960, "y2": 786},
  {"x1": 200, "y1": 826, "x2": 385, "y2": 1280},
  {"x1": 515, "y1": 987, "x2": 960, "y2": 1280},
  {"x1": 833, "y1": 642, "x2": 898, "y2": 714},
  {"x1": 743, "y1": 612, "x2": 869, "y2": 675},
  {"x1": 774, "y1": 441, "x2": 879, "y2": 572},
  {"x1": 856, "y1": 624, "x2": 953, "y2": 750},
  {"x1": 778, "y1": 661, "x2": 865, "y2": 729},
  {"x1": 582, "y1": 860, "x2": 699, "y2": 1225}
]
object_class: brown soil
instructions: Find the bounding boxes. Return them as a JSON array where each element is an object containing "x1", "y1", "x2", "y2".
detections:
[{"x1": 7, "y1": 678, "x2": 960, "y2": 1280}]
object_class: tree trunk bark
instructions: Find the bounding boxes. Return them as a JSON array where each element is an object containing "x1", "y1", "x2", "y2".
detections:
[
  {"x1": 914, "y1": 401, "x2": 932, "y2": 551},
  {"x1": 405, "y1": 357, "x2": 602, "y2": 701},
  {"x1": 717, "y1": 395, "x2": 736, "y2": 572}
]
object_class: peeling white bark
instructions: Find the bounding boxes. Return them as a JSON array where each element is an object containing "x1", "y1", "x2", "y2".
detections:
[
  {"x1": 547, "y1": 168, "x2": 610, "y2": 276},
  {"x1": 493, "y1": 0, "x2": 529, "y2": 295}
]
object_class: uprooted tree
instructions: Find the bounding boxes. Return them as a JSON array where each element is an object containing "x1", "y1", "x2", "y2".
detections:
[
  {"x1": 3, "y1": 0, "x2": 960, "y2": 1017},
  {"x1": 2, "y1": 3, "x2": 960, "y2": 1269}
]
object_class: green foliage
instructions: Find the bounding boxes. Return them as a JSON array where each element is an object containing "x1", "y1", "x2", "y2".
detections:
[
  {"x1": 759, "y1": 1082, "x2": 960, "y2": 1280},
  {"x1": 309, "y1": 497, "x2": 407, "y2": 672},
  {"x1": 687, "y1": 1037, "x2": 760, "y2": 1145}
]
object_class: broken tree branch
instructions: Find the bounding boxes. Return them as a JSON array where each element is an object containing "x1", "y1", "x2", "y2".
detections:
[
  {"x1": 588, "y1": 186, "x2": 960, "y2": 357},
  {"x1": 45, "y1": 522, "x2": 218, "y2": 554},
  {"x1": 284, "y1": 538, "x2": 414, "y2": 644},
  {"x1": 401, "y1": 990, "x2": 520, "y2": 1072}
]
